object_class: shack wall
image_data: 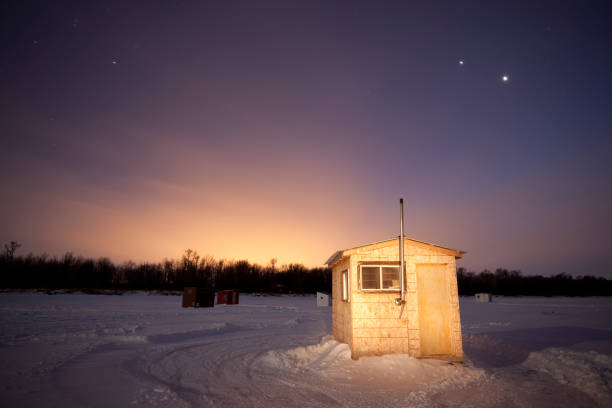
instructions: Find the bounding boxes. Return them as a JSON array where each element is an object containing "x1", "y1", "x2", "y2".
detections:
[
  {"x1": 331, "y1": 257, "x2": 352, "y2": 347},
  {"x1": 343, "y1": 240, "x2": 463, "y2": 360},
  {"x1": 349, "y1": 251, "x2": 409, "y2": 359}
]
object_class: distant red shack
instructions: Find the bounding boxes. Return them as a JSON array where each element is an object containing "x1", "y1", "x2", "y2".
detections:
[{"x1": 217, "y1": 289, "x2": 240, "y2": 305}]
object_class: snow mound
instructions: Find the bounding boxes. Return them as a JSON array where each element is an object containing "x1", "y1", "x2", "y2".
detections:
[
  {"x1": 261, "y1": 335, "x2": 349, "y2": 370},
  {"x1": 261, "y1": 335, "x2": 487, "y2": 395},
  {"x1": 523, "y1": 348, "x2": 612, "y2": 406}
]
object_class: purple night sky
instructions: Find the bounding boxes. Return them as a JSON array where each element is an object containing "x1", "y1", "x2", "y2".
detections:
[{"x1": 1, "y1": 1, "x2": 611, "y2": 276}]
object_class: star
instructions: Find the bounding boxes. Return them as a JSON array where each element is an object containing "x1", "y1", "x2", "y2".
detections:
[
  {"x1": 459, "y1": 60, "x2": 464, "y2": 65},
  {"x1": 502, "y1": 75, "x2": 509, "y2": 82},
  {"x1": 112, "y1": 60, "x2": 118, "y2": 65}
]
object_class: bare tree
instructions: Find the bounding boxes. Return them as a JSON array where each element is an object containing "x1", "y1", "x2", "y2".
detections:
[
  {"x1": 182, "y1": 249, "x2": 200, "y2": 270},
  {"x1": 3, "y1": 241, "x2": 21, "y2": 260}
]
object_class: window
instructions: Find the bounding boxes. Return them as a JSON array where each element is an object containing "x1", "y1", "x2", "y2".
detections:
[
  {"x1": 360, "y1": 265, "x2": 400, "y2": 290},
  {"x1": 361, "y1": 266, "x2": 380, "y2": 289},
  {"x1": 341, "y1": 270, "x2": 349, "y2": 301}
]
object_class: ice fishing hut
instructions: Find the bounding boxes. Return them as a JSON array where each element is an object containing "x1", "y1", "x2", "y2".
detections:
[
  {"x1": 182, "y1": 287, "x2": 215, "y2": 308},
  {"x1": 475, "y1": 293, "x2": 492, "y2": 302},
  {"x1": 317, "y1": 292, "x2": 331, "y2": 307},
  {"x1": 217, "y1": 289, "x2": 240, "y2": 305},
  {"x1": 326, "y1": 200, "x2": 464, "y2": 361}
]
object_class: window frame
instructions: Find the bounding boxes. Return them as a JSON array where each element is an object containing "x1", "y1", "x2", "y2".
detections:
[
  {"x1": 359, "y1": 263, "x2": 402, "y2": 292},
  {"x1": 341, "y1": 269, "x2": 349, "y2": 301}
]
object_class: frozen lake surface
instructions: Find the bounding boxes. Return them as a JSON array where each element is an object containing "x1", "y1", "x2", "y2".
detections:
[{"x1": 0, "y1": 293, "x2": 611, "y2": 407}]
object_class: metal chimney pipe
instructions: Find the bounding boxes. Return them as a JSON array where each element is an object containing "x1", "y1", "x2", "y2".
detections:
[{"x1": 396, "y1": 198, "x2": 406, "y2": 305}]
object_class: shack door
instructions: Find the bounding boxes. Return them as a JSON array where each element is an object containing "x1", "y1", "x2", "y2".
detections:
[{"x1": 416, "y1": 264, "x2": 452, "y2": 356}]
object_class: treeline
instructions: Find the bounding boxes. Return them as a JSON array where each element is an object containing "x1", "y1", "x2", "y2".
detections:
[
  {"x1": 457, "y1": 268, "x2": 612, "y2": 296},
  {"x1": 0, "y1": 247, "x2": 331, "y2": 294},
  {"x1": 2, "y1": 242, "x2": 611, "y2": 296}
]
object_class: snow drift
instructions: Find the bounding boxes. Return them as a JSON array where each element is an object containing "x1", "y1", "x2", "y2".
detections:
[{"x1": 0, "y1": 293, "x2": 610, "y2": 407}]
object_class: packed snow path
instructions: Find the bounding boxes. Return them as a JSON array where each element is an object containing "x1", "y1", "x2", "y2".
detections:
[{"x1": 1, "y1": 293, "x2": 611, "y2": 407}]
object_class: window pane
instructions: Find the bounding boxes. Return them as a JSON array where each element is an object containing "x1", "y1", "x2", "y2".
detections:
[
  {"x1": 361, "y1": 266, "x2": 380, "y2": 289},
  {"x1": 382, "y1": 267, "x2": 400, "y2": 289}
]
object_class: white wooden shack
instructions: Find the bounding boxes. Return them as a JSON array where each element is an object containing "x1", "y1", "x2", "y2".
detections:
[
  {"x1": 326, "y1": 237, "x2": 464, "y2": 360},
  {"x1": 475, "y1": 293, "x2": 492, "y2": 302},
  {"x1": 316, "y1": 292, "x2": 331, "y2": 307}
]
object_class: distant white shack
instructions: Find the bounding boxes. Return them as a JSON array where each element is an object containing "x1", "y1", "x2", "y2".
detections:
[
  {"x1": 316, "y1": 292, "x2": 331, "y2": 307},
  {"x1": 475, "y1": 293, "x2": 492, "y2": 302},
  {"x1": 326, "y1": 237, "x2": 464, "y2": 360}
]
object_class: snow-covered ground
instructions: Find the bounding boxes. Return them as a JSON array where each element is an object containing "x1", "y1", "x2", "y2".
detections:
[{"x1": 0, "y1": 293, "x2": 611, "y2": 407}]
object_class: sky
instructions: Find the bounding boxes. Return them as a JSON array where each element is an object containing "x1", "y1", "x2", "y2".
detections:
[{"x1": 1, "y1": 1, "x2": 611, "y2": 276}]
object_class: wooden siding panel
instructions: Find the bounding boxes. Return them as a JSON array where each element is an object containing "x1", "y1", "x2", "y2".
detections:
[
  {"x1": 352, "y1": 302, "x2": 409, "y2": 319},
  {"x1": 352, "y1": 337, "x2": 410, "y2": 357},
  {"x1": 351, "y1": 293, "x2": 400, "y2": 303},
  {"x1": 353, "y1": 327, "x2": 408, "y2": 338},
  {"x1": 352, "y1": 318, "x2": 407, "y2": 328}
]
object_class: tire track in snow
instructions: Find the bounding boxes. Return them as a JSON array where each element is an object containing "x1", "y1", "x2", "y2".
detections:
[
  {"x1": 50, "y1": 309, "x2": 335, "y2": 407},
  {"x1": 142, "y1": 322, "x2": 340, "y2": 407}
]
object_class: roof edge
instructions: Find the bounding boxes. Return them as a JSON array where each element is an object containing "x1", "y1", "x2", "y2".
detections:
[
  {"x1": 324, "y1": 250, "x2": 344, "y2": 267},
  {"x1": 326, "y1": 237, "x2": 464, "y2": 266}
]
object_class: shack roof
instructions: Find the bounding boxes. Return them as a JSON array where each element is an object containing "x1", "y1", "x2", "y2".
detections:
[{"x1": 325, "y1": 237, "x2": 464, "y2": 267}]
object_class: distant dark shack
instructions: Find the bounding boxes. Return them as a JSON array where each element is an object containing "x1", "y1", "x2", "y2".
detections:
[{"x1": 182, "y1": 287, "x2": 215, "y2": 308}]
